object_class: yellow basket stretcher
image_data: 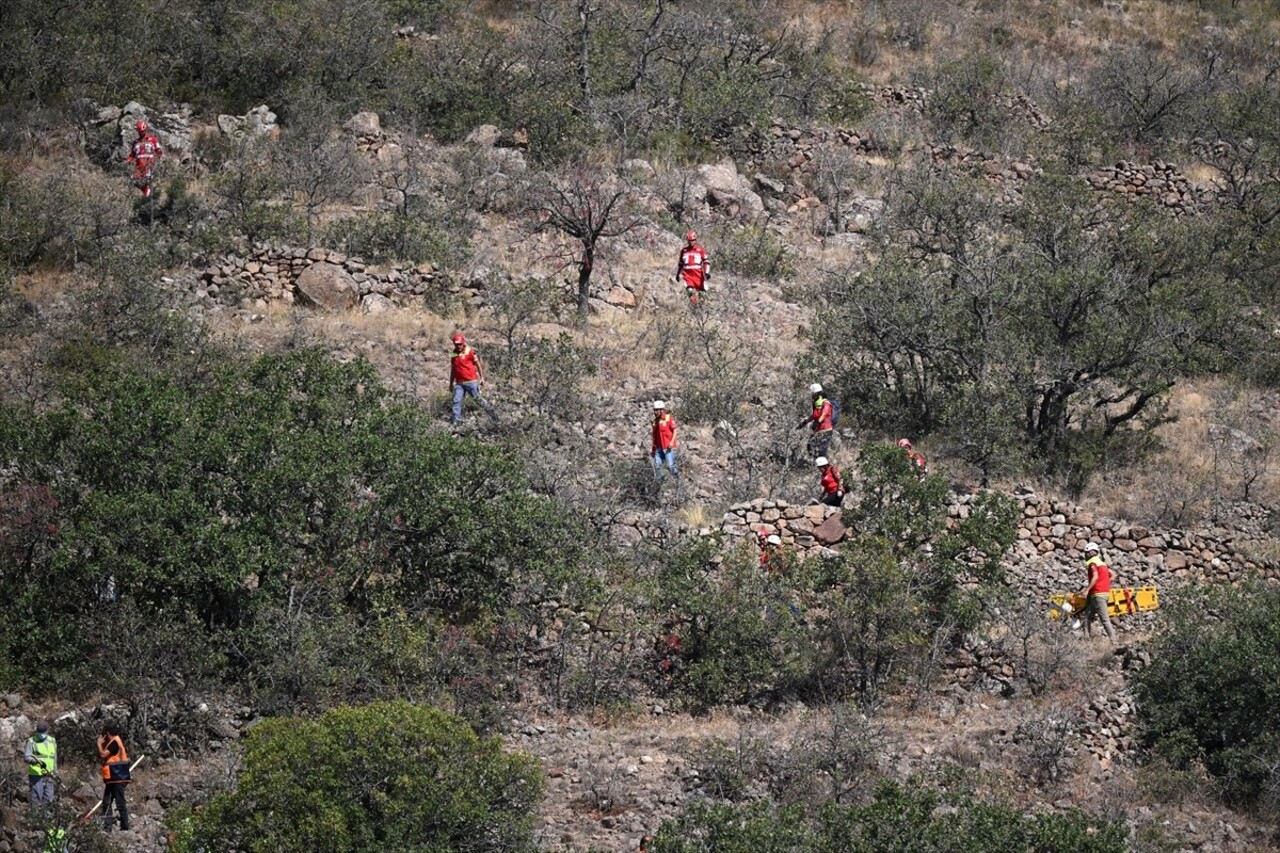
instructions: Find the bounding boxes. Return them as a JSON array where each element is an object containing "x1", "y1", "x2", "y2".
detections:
[{"x1": 1048, "y1": 586, "x2": 1159, "y2": 620}]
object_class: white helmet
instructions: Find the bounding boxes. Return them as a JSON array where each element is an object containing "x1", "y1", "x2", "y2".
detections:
[
  {"x1": 815, "y1": 456, "x2": 828, "y2": 467},
  {"x1": 1084, "y1": 542, "x2": 1100, "y2": 554},
  {"x1": 809, "y1": 383, "x2": 823, "y2": 394},
  {"x1": 766, "y1": 534, "x2": 781, "y2": 546},
  {"x1": 652, "y1": 400, "x2": 665, "y2": 410}
]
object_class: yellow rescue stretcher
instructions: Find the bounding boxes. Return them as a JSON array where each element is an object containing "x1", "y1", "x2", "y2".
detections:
[{"x1": 1048, "y1": 586, "x2": 1159, "y2": 620}]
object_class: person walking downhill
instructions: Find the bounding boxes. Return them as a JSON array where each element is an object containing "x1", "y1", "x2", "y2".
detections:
[
  {"x1": 816, "y1": 456, "x2": 845, "y2": 507},
  {"x1": 449, "y1": 333, "x2": 495, "y2": 425},
  {"x1": 1079, "y1": 542, "x2": 1117, "y2": 645},
  {"x1": 674, "y1": 231, "x2": 710, "y2": 305},
  {"x1": 126, "y1": 119, "x2": 163, "y2": 198},
  {"x1": 897, "y1": 438, "x2": 928, "y2": 476},
  {"x1": 797, "y1": 384, "x2": 836, "y2": 459},
  {"x1": 24, "y1": 722, "x2": 57, "y2": 811},
  {"x1": 651, "y1": 400, "x2": 679, "y2": 484},
  {"x1": 97, "y1": 723, "x2": 132, "y2": 833}
]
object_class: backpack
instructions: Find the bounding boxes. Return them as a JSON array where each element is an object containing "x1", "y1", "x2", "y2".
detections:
[{"x1": 830, "y1": 398, "x2": 841, "y2": 429}]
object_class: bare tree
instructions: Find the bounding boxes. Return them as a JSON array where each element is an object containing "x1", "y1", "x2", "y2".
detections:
[{"x1": 527, "y1": 166, "x2": 640, "y2": 318}]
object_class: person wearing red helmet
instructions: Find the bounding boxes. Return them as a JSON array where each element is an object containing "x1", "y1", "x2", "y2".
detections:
[
  {"x1": 126, "y1": 119, "x2": 163, "y2": 198},
  {"x1": 449, "y1": 332, "x2": 494, "y2": 424},
  {"x1": 674, "y1": 230, "x2": 710, "y2": 305}
]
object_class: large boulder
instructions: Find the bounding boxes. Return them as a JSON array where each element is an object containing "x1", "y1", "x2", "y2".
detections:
[
  {"x1": 696, "y1": 160, "x2": 765, "y2": 216},
  {"x1": 217, "y1": 105, "x2": 279, "y2": 141},
  {"x1": 813, "y1": 511, "x2": 848, "y2": 546},
  {"x1": 295, "y1": 263, "x2": 358, "y2": 311},
  {"x1": 344, "y1": 111, "x2": 382, "y2": 139},
  {"x1": 110, "y1": 101, "x2": 193, "y2": 160}
]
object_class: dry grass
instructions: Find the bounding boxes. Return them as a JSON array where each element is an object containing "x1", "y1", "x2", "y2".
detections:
[{"x1": 1085, "y1": 379, "x2": 1280, "y2": 526}]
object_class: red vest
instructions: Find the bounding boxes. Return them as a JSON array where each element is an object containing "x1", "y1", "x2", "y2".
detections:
[
  {"x1": 821, "y1": 465, "x2": 843, "y2": 496},
  {"x1": 678, "y1": 244, "x2": 709, "y2": 290},
  {"x1": 131, "y1": 135, "x2": 162, "y2": 163},
  {"x1": 1086, "y1": 557, "x2": 1112, "y2": 595},
  {"x1": 652, "y1": 413, "x2": 677, "y2": 451},
  {"x1": 810, "y1": 397, "x2": 833, "y2": 432},
  {"x1": 451, "y1": 346, "x2": 480, "y2": 383}
]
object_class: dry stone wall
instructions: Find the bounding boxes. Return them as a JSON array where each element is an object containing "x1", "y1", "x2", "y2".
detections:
[
  {"x1": 710, "y1": 489, "x2": 1278, "y2": 606},
  {"x1": 193, "y1": 246, "x2": 451, "y2": 312}
]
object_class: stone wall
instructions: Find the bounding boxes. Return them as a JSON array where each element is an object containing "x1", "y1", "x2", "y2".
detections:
[
  {"x1": 192, "y1": 246, "x2": 452, "y2": 313},
  {"x1": 711, "y1": 489, "x2": 1278, "y2": 603}
]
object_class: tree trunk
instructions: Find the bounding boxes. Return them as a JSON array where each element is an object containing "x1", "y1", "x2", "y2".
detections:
[{"x1": 577, "y1": 244, "x2": 595, "y2": 318}]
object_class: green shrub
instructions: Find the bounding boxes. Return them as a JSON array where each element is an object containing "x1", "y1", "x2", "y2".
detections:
[
  {"x1": 1132, "y1": 581, "x2": 1280, "y2": 811},
  {"x1": 324, "y1": 209, "x2": 469, "y2": 268},
  {"x1": 653, "y1": 540, "x2": 813, "y2": 712},
  {"x1": 175, "y1": 701, "x2": 543, "y2": 853},
  {"x1": 711, "y1": 224, "x2": 794, "y2": 281}
]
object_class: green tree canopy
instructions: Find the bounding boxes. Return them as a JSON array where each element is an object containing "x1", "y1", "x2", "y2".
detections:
[
  {"x1": 812, "y1": 167, "x2": 1248, "y2": 488},
  {"x1": 0, "y1": 345, "x2": 595, "y2": 690}
]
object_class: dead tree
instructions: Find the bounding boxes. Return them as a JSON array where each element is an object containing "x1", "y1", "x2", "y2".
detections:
[{"x1": 529, "y1": 166, "x2": 639, "y2": 318}]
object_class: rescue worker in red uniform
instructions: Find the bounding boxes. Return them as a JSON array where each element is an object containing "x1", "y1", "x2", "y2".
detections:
[
  {"x1": 651, "y1": 400, "x2": 679, "y2": 483},
  {"x1": 97, "y1": 724, "x2": 131, "y2": 832},
  {"x1": 1078, "y1": 542, "x2": 1117, "y2": 644},
  {"x1": 897, "y1": 438, "x2": 928, "y2": 476},
  {"x1": 797, "y1": 383, "x2": 835, "y2": 459},
  {"x1": 674, "y1": 230, "x2": 710, "y2": 305},
  {"x1": 817, "y1": 456, "x2": 844, "y2": 507},
  {"x1": 127, "y1": 120, "x2": 163, "y2": 198}
]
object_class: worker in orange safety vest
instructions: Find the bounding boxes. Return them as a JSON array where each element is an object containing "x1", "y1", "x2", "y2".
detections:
[{"x1": 97, "y1": 723, "x2": 131, "y2": 832}]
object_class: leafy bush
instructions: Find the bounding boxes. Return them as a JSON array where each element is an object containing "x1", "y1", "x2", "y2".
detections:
[
  {"x1": 711, "y1": 224, "x2": 794, "y2": 281},
  {"x1": 174, "y1": 701, "x2": 543, "y2": 853},
  {"x1": 324, "y1": 209, "x2": 469, "y2": 268},
  {"x1": 812, "y1": 167, "x2": 1247, "y2": 489},
  {"x1": 653, "y1": 540, "x2": 814, "y2": 712},
  {"x1": 1132, "y1": 581, "x2": 1280, "y2": 811},
  {"x1": 651, "y1": 450, "x2": 1017, "y2": 711}
]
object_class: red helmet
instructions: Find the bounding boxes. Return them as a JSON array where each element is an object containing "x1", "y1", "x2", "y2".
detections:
[
  {"x1": 897, "y1": 438, "x2": 912, "y2": 449},
  {"x1": 135, "y1": 120, "x2": 148, "y2": 134},
  {"x1": 451, "y1": 333, "x2": 466, "y2": 345},
  {"x1": 685, "y1": 230, "x2": 697, "y2": 243}
]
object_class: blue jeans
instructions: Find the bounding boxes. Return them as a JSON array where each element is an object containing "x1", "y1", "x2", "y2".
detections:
[
  {"x1": 652, "y1": 449, "x2": 679, "y2": 480},
  {"x1": 452, "y1": 381, "x2": 482, "y2": 423},
  {"x1": 28, "y1": 775, "x2": 54, "y2": 807}
]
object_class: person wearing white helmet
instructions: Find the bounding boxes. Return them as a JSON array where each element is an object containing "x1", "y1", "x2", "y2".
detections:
[
  {"x1": 759, "y1": 532, "x2": 785, "y2": 575},
  {"x1": 1078, "y1": 542, "x2": 1117, "y2": 644},
  {"x1": 796, "y1": 383, "x2": 837, "y2": 459},
  {"x1": 650, "y1": 400, "x2": 679, "y2": 483},
  {"x1": 816, "y1": 456, "x2": 844, "y2": 507},
  {"x1": 674, "y1": 230, "x2": 710, "y2": 305}
]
